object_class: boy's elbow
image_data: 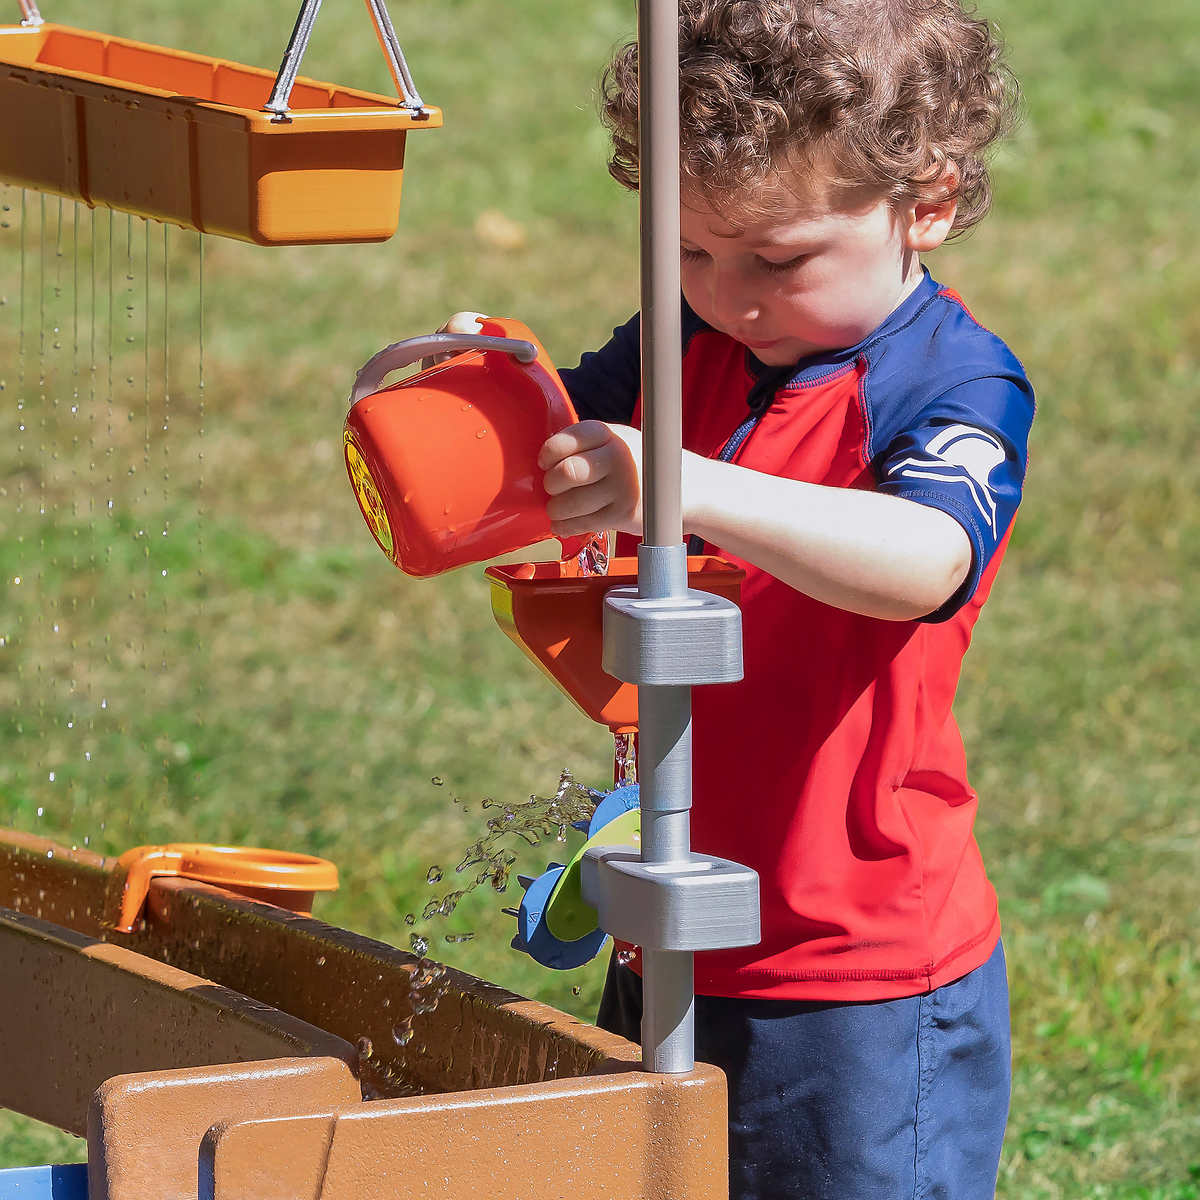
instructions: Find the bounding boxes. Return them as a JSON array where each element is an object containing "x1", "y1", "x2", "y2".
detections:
[{"x1": 898, "y1": 531, "x2": 973, "y2": 622}]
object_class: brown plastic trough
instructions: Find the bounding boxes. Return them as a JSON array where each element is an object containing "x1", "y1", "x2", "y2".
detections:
[{"x1": 0, "y1": 828, "x2": 729, "y2": 1199}]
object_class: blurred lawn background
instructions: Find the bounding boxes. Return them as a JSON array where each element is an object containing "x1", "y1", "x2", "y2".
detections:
[{"x1": 0, "y1": 0, "x2": 1196, "y2": 1194}]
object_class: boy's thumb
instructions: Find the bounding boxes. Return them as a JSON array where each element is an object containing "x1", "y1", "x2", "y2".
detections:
[{"x1": 422, "y1": 311, "x2": 488, "y2": 370}]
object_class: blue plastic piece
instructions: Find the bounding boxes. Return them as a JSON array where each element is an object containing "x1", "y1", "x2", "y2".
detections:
[
  {"x1": 585, "y1": 783, "x2": 640, "y2": 838},
  {"x1": 509, "y1": 784, "x2": 640, "y2": 970},
  {"x1": 0, "y1": 1165, "x2": 88, "y2": 1199},
  {"x1": 509, "y1": 863, "x2": 610, "y2": 969}
]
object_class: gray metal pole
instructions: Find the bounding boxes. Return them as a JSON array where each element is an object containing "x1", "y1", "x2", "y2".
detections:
[
  {"x1": 639, "y1": 0, "x2": 683, "y2": 551},
  {"x1": 637, "y1": 0, "x2": 696, "y2": 1074}
]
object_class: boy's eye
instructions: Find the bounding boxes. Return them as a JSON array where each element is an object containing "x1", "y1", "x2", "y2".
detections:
[
  {"x1": 680, "y1": 246, "x2": 709, "y2": 263},
  {"x1": 757, "y1": 254, "x2": 809, "y2": 274}
]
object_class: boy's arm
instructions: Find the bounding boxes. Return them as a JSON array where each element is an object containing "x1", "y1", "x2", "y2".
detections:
[
  {"x1": 557, "y1": 313, "x2": 642, "y2": 423},
  {"x1": 541, "y1": 421, "x2": 970, "y2": 622},
  {"x1": 542, "y1": 371, "x2": 1032, "y2": 622},
  {"x1": 683, "y1": 457, "x2": 972, "y2": 621}
]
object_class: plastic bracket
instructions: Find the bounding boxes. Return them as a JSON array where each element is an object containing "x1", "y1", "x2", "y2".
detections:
[
  {"x1": 580, "y1": 847, "x2": 760, "y2": 952},
  {"x1": 601, "y1": 587, "x2": 743, "y2": 686}
]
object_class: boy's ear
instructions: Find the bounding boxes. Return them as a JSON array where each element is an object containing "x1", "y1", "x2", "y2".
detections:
[{"x1": 904, "y1": 160, "x2": 960, "y2": 252}]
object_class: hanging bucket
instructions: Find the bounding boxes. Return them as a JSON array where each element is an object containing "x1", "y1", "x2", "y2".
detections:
[
  {"x1": 0, "y1": 1, "x2": 440, "y2": 244},
  {"x1": 344, "y1": 318, "x2": 590, "y2": 578}
]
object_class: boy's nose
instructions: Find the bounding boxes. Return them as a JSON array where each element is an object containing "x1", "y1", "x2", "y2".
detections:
[{"x1": 708, "y1": 269, "x2": 761, "y2": 327}]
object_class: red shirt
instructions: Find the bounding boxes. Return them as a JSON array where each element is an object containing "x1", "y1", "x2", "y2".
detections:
[{"x1": 563, "y1": 272, "x2": 1034, "y2": 999}]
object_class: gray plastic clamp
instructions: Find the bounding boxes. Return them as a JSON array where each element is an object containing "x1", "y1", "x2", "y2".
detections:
[
  {"x1": 581, "y1": 848, "x2": 761, "y2": 951},
  {"x1": 601, "y1": 588, "x2": 743, "y2": 686}
]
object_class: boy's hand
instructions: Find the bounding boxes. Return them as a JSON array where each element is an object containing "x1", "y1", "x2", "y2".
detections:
[
  {"x1": 421, "y1": 311, "x2": 488, "y2": 370},
  {"x1": 538, "y1": 422, "x2": 643, "y2": 537}
]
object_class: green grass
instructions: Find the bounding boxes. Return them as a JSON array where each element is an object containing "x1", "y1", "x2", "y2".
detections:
[{"x1": 1, "y1": 0, "x2": 1198, "y2": 1192}]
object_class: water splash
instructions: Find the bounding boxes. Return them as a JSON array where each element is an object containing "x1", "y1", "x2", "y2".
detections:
[
  {"x1": 575, "y1": 529, "x2": 610, "y2": 578},
  {"x1": 398, "y1": 770, "x2": 603, "y2": 1033},
  {"x1": 613, "y1": 732, "x2": 637, "y2": 787}
]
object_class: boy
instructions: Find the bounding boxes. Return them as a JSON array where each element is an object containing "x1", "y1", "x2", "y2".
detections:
[{"x1": 449, "y1": 1, "x2": 1031, "y2": 1195}]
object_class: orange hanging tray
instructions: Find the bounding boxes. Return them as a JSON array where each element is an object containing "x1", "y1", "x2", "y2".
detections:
[{"x1": 0, "y1": 22, "x2": 442, "y2": 245}]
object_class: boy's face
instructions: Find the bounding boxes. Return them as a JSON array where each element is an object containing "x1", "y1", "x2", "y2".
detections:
[{"x1": 679, "y1": 176, "x2": 928, "y2": 367}]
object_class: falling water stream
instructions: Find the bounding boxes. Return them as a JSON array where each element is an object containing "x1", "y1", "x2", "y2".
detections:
[
  {"x1": 1, "y1": 190, "x2": 205, "y2": 851},
  {"x1": 3, "y1": 192, "x2": 633, "y2": 1098}
]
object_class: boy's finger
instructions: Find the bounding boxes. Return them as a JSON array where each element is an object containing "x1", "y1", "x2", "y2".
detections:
[
  {"x1": 441, "y1": 311, "x2": 487, "y2": 335},
  {"x1": 545, "y1": 477, "x2": 620, "y2": 524},
  {"x1": 542, "y1": 447, "x2": 612, "y2": 497},
  {"x1": 550, "y1": 505, "x2": 620, "y2": 539},
  {"x1": 421, "y1": 312, "x2": 487, "y2": 370},
  {"x1": 538, "y1": 421, "x2": 612, "y2": 469}
]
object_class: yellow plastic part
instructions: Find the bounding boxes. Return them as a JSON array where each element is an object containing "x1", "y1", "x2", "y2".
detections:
[
  {"x1": 109, "y1": 843, "x2": 339, "y2": 933},
  {"x1": 0, "y1": 23, "x2": 442, "y2": 244}
]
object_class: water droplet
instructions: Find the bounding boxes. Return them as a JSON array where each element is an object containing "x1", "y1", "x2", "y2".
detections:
[
  {"x1": 357, "y1": 1037, "x2": 374, "y2": 1060},
  {"x1": 617, "y1": 948, "x2": 635, "y2": 966},
  {"x1": 409, "y1": 933, "x2": 428, "y2": 957},
  {"x1": 475, "y1": 429, "x2": 487, "y2": 439},
  {"x1": 426, "y1": 865, "x2": 443, "y2": 884},
  {"x1": 47, "y1": 772, "x2": 55, "y2": 783},
  {"x1": 316, "y1": 955, "x2": 326, "y2": 966},
  {"x1": 403, "y1": 913, "x2": 415, "y2": 925},
  {"x1": 571, "y1": 986, "x2": 582, "y2": 996},
  {"x1": 392, "y1": 1021, "x2": 414, "y2": 1046},
  {"x1": 431, "y1": 776, "x2": 443, "y2": 786},
  {"x1": 36, "y1": 807, "x2": 44, "y2": 817}
]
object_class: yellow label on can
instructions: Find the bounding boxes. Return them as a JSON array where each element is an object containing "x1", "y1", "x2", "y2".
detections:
[{"x1": 345, "y1": 433, "x2": 394, "y2": 559}]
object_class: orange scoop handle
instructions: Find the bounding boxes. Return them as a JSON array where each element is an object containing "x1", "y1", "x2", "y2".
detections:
[{"x1": 109, "y1": 843, "x2": 338, "y2": 933}]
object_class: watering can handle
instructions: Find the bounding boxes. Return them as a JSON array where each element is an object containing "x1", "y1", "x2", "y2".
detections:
[{"x1": 349, "y1": 333, "x2": 538, "y2": 406}]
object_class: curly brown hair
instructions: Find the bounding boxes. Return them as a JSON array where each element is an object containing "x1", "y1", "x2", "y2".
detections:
[{"x1": 602, "y1": 0, "x2": 1019, "y2": 236}]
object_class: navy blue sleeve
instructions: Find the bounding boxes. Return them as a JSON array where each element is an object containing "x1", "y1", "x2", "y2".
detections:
[
  {"x1": 874, "y1": 375, "x2": 1035, "y2": 622},
  {"x1": 557, "y1": 300, "x2": 710, "y2": 424},
  {"x1": 557, "y1": 313, "x2": 642, "y2": 423}
]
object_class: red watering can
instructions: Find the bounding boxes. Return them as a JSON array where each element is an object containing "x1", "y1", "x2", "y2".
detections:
[{"x1": 344, "y1": 318, "x2": 590, "y2": 577}]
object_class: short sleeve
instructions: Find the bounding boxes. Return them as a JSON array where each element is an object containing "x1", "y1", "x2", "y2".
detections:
[
  {"x1": 558, "y1": 313, "x2": 641, "y2": 424},
  {"x1": 874, "y1": 375, "x2": 1035, "y2": 622}
]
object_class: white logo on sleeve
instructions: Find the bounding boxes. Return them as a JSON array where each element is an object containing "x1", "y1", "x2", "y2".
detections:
[{"x1": 890, "y1": 425, "x2": 1006, "y2": 534}]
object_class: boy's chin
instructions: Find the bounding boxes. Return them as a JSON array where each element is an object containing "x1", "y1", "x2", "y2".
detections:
[{"x1": 742, "y1": 341, "x2": 807, "y2": 367}]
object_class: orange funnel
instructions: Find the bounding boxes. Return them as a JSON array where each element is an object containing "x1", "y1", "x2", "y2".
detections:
[{"x1": 485, "y1": 556, "x2": 744, "y2": 733}]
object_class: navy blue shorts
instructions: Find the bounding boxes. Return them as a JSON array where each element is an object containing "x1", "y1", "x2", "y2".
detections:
[{"x1": 597, "y1": 939, "x2": 1011, "y2": 1200}]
